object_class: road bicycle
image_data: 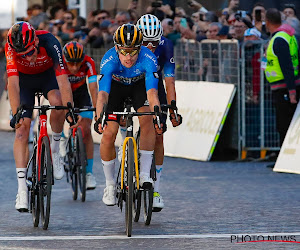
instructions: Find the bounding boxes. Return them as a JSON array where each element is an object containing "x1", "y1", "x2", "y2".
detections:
[
  {"x1": 63, "y1": 104, "x2": 96, "y2": 202},
  {"x1": 133, "y1": 100, "x2": 180, "y2": 225},
  {"x1": 14, "y1": 93, "x2": 68, "y2": 230},
  {"x1": 97, "y1": 99, "x2": 161, "y2": 237}
]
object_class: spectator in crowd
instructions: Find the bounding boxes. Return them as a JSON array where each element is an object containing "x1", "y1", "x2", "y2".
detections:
[
  {"x1": 115, "y1": 11, "x2": 131, "y2": 26},
  {"x1": 264, "y1": 8, "x2": 300, "y2": 147},
  {"x1": 187, "y1": 0, "x2": 208, "y2": 13},
  {"x1": 216, "y1": 25, "x2": 230, "y2": 40},
  {"x1": 207, "y1": 22, "x2": 222, "y2": 40},
  {"x1": 28, "y1": 4, "x2": 49, "y2": 30},
  {"x1": 94, "y1": 10, "x2": 111, "y2": 26},
  {"x1": 161, "y1": 18, "x2": 181, "y2": 45},
  {"x1": 251, "y1": 3, "x2": 268, "y2": 39},
  {"x1": 232, "y1": 17, "x2": 248, "y2": 42},
  {"x1": 222, "y1": 0, "x2": 240, "y2": 16},
  {"x1": 49, "y1": 4, "x2": 65, "y2": 22},
  {"x1": 283, "y1": 4, "x2": 297, "y2": 19},
  {"x1": 59, "y1": 11, "x2": 76, "y2": 44},
  {"x1": 284, "y1": 17, "x2": 300, "y2": 39}
]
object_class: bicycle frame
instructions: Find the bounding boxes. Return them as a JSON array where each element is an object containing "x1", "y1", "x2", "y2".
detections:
[{"x1": 120, "y1": 136, "x2": 139, "y2": 190}]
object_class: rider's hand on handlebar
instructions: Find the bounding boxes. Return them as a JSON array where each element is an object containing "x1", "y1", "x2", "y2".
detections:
[{"x1": 169, "y1": 112, "x2": 183, "y2": 127}]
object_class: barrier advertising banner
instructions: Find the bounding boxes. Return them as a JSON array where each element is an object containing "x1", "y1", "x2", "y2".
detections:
[
  {"x1": 274, "y1": 102, "x2": 300, "y2": 174},
  {"x1": 164, "y1": 81, "x2": 236, "y2": 161}
]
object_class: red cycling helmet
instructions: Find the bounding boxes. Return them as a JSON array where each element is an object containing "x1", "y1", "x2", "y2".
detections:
[
  {"x1": 63, "y1": 41, "x2": 85, "y2": 63},
  {"x1": 7, "y1": 22, "x2": 36, "y2": 53}
]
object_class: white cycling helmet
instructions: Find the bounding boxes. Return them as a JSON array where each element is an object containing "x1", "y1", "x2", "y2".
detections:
[{"x1": 136, "y1": 14, "x2": 163, "y2": 41}]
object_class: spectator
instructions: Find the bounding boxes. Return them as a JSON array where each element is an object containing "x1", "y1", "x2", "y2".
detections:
[
  {"x1": 187, "y1": 0, "x2": 208, "y2": 13},
  {"x1": 161, "y1": 18, "x2": 181, "y2": 45},
  {"x1": 115, "y1": 11, "x2": 131, "y2": 26},
  {"x1": 206, "y1": 22, "x2": 222, "y2": 40},
  {"x1": 264, "y1": 8, "x2": 300, "y2": 147},
  {"x1": 251, "y1": 3, "x2": 268, "y2": 39},
  {"x1": 222, "y1": 0, "x2": 240, "y2": 16},
  {"x1": 283, "y1": 4, "x2": 297, "y2": 19},
  {"x1": 49, "y1": 4, "x2": 65, "y2": 21},
  {"x1": 28, "y1": 4, "x2": 49, "y2": 29},
  {"x1": 285, "y1": 17, "x2": 300, "y2": 38},
  {"x1": 217, "y1": 25, "x2": 230, "y2": 40},
  {"x1": 94, "y1": 10, "x2": 111, "y2": 26},
  {"x1": 233, "y1": 18, "x2": 248, "y2": 42},
  {"x1": 59, "y1": 11, "x2": 75, "y2": 43}
]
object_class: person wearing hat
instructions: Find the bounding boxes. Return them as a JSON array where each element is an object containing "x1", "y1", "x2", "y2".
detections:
[
  {"x1": 217, "y1": 25, "x2": 230, "y2": 40},
  {"x1": 244, "y1": 27, "x2": 261, "y2": 40}
]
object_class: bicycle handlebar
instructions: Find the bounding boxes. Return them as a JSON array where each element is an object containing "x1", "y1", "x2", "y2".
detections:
[{"x1": 161, "y1": 100, "x2": 178, "y2": 122}]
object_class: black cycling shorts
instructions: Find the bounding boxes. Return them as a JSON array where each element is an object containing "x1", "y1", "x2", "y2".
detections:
[
  {"x1": 19, "y1": 68, "x2": 59, "y2": 118},
  {"x1": 73, "y1": 84, "x2": 92, "y2": 108},
  {"x1": 106, "y1": 79, "x2": 148, "y2": 123}
]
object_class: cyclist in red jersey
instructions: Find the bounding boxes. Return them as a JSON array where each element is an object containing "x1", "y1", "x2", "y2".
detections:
[
  {"x1": 62, "y1": 41, "x2": 98, "y2": 189},
  {"x1": 6, "y1": 21, "x2": 74, "y2": 212}
]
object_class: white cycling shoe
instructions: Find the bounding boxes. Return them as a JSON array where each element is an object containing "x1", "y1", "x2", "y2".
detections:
[
  {"x1": 15, "y1": 190, "x2": 28, "y2": 212},
  {"x1": 140, "y1": 175, "x2": 153, "y2": 189},
  {"x1": 52, "y1": 152, "x2": 64, "y2": 180},
  {"x1": 102, "y1": 185, "x2": 116, "y2": 206},
  {"x1": 86, "y1": 173, "x2": 97, "y2": 190},
  {"x1": 153, "y1": 192, "x2": 164, "y2": 212}
]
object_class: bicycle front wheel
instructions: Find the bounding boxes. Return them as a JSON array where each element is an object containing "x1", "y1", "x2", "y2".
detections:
[
  {"x1": 125, "y1": 140, "x2": 134, "y2": 237},
  {"x1": 30, "y1": 139, "x2": 40, "y2": 227},
  {"x1": 39, "y1": 136, "x2": 52, "y2": 230},
  {"x1": 76, "y1": 127, "x2": 87, "y2": 202}
]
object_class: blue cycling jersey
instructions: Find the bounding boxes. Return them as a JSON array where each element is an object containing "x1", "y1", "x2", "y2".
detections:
[
  {"x1": 154, "y1": 36, "x2": 175, "y2": 78},
  {"x1": 99, "y1": 46, "x2": 159, "y2": 94}
]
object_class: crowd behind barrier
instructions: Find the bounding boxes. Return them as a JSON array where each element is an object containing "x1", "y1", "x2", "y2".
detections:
[{"x1": 0, "y1": 0, "x2": 299, "y2": 159}]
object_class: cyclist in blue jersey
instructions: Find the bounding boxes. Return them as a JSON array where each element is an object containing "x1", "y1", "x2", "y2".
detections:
[
  {"x1": 94, "y1": 24, "x2": 163, "y2": 206},
  {"x1": 134, "y1": 14, "x2": 182, "y2": 211}
]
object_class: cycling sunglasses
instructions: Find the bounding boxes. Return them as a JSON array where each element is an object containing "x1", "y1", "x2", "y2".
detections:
[
  {"x1": 117, "y1": 47, "x2": 140, "y2": 57},
  {"x1": 142, "y1": 41, "x2": 159, "y2": 48},
  {"x1": 20, "y1": 47, "x2": 36, "y2": 58},
  {"x1": 66, "y1": 61, "x2": 83, "y2": 66}
]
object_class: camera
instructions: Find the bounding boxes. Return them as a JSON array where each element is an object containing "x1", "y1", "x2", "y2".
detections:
[{"x1": 152, "y1": 1, "x2": 162, "y2": 8}]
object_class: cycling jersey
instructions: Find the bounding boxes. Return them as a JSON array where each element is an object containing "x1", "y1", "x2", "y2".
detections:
[
  {"x1": 99, "y1": 46, "x2": 159, "y2": 94},
  {"x1": 154, "y1": 36, "x2": 175, "y2": 78},
  {"x1": 5, "y1": 30, "x2": 66, "y2": 77},
  {"x1": 64, "y1": 55, "x2": 97, "y2": 92}
]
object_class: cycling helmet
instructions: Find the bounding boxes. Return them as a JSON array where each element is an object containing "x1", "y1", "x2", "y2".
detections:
[
  {"x1": 63, "y1": 41, "x2": 85, "y2": 63},
  {"x1": 113, "y1": 24, "x2": 143, "y2": 48},
  {"x1": 7, "y1": 22, "x2": 36, "y2": 53},
  {"x1": 136, "y1": 14, "x2": 163, "y2": 41}
]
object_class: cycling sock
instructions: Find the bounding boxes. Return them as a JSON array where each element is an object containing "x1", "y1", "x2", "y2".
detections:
[
  {"x1": 102, "y1": 158, "x2": 116, "y2": 186},
  {"x1": 86, "y1": 159, "x2": 93, "y2": 174},
  {"x1": 51, "y1": 132, "x2": 61, "y2": 153},
  {"x1": 119, "y1": 126, "x2": 127, "y2": 142},
  {"x1": 16, "y1": 168, "x2": 27, "y2": 193},
  {"x1": 154, "y1": 164, "x2": 163, "y2": 193},
  {"x1": 139, "y1": 150, "x2": 154, "y2": 178}
]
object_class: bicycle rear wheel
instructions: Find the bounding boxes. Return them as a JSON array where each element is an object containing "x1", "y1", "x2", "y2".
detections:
[
  {"x1": 39, "y1": 136, "x2": 52, "y2": 230},
  {"x1": 68, "y1": 136, "x2": 78, "y2": 201},
  {"x1": 30, "y1": 139, "x2": 40, "y2": 227},
  {"x1": 76, "y1": 127, "x2": 87, "y2": 202},
  {"x1": 125, "y1": 140, "x2": 134, "y2": 237},
  {"x1": 143, "y1": 155, "x2": 155, "y2": 225}
]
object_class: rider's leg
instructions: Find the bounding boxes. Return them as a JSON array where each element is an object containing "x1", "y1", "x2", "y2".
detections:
[
  {"x1": 14, "y1": 117, "x2": 31, "y2": 193},
  {"x1": 48, "y1": 89, "x2": 65, "y2": 179},
  {"x1": 138, "y1": 106, "x2": 156, "y2": 182},
  {"x1": 101, "y1": 121, "x2": 119, "y2": 185},
  {"x1": 154, "y1": 133, "x2": 164, "y2": 193},
  {"x1": 48, "y1": 89, "x2": 64, "y2": 151},
  {"x1": 101, "y1": 121, "x2": 119, "y2": 205}
]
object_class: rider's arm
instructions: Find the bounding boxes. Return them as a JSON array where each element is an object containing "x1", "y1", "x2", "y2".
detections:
[
  {"x1": 96, "y1": 91, "x2": 109, "y2": 119},
  {"x1": 56, "y1": 74, "x2": 73, "y2": 106},
  {"x1": 86, "y1": 56, "x2": 98, "y2": 108},
  {"x1": 7, "y1": 76, "x2": 20, "y2": 115}
]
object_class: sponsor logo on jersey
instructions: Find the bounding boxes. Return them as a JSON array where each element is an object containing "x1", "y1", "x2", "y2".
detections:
[
  {"x1": 99, "y1": 74, "x2": 104, "y2": 81},
  {"x1": 170, "y1": 57, "x2": 175, "y2": 63},
  {"x1": 112, "y1": 73, "x2": 145, "y2": 84},
  {"x1": 53, "y1": 44, "x2": 64, "y2": 69},
  {"x1": 108, "y1": 114, "x2": 117, "y2": 120},
  {"x1": 7, "y1": 69, "x2": 17, "y2": 73},
  {"x1": 101, "y1": 55, "x2": 113, "y2": 69},
  {"x1": 144, "y1": 53, "x2": 158, "y2": 66}
]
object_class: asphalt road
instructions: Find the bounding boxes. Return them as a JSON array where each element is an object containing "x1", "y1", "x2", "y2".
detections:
[{"x1": 1, "y1": 131, "x2": 300, "y2": 249}]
